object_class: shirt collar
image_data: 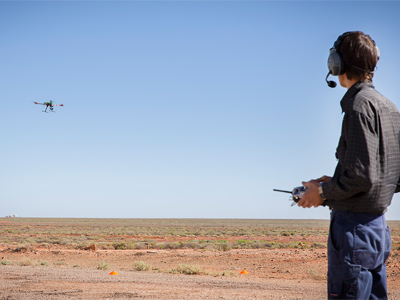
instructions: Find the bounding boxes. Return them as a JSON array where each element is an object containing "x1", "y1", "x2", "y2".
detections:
[{"x1": 340, "y1": 80, "x2": 375, "y2": 113}]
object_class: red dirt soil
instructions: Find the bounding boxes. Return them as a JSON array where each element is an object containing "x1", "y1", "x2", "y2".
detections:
[{"x1": 1, "y1": 246, "x2": 399, "y2": 300}]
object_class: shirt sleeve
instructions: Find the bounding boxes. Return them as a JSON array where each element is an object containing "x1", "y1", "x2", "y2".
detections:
[
  {"x1": 324, "y1": 109, "x2": 379, "y2": 201},
  {"x1": 395, "y1": 180, "x2": 400, "y2": 193}
]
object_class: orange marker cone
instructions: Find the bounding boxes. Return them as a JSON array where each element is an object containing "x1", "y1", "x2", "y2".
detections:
[
  {"x1": 109, "y1": 271, "x2": 119, "y2": 275},
  {"x1": 240, "y1": 270, "x2": 248, "y2": 274}
]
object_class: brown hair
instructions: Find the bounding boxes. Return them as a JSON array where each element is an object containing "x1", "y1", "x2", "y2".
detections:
[{"x1": 337, "y1": 31, "x2": 379, "y2": 81}]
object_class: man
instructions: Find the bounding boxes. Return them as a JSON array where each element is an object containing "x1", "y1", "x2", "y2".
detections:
[{"x1": 298, "y1": 31, "x2": 400, "y2": 299}]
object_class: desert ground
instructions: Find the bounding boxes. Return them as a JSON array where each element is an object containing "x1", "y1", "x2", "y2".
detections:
[{"x1": 1, "y1": 218, "x2": 399, "y2": 300}]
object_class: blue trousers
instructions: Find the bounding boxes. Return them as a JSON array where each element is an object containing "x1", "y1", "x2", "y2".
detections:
[{"x1": 328, "y1": 210, "x2": 391, "y2": 300}]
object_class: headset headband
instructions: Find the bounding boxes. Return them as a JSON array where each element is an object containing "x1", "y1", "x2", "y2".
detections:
[{"x1": 333, "y1": 31, "x2": 354, "y2": 51}]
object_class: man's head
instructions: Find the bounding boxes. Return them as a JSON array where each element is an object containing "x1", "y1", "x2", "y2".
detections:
[{"x1": 328, "y1": 31, "x2": 379, "y2": 82}]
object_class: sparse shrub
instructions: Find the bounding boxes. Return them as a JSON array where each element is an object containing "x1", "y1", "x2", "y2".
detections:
[
  {"x1": 113, "y1": 242, "x2": 133, "y2": 250},
  {"x1": 134, "y1": 242, "x2": 148, "y2": 250},
  {"x1": 216, "y1": 242, "x2": 231, "y2": 252},
  {"x1": 272, "y1": 242, "x2": 286, "y2": 249},
  {"x1": 59, "y1": 238, "x2": 74, "y2": 245},
  {"x1": 175, "y1": 264, "x2": 203, "y2": 275},
  {"x1": 1, "y1": 260, "x2": 12, "y2": 265},
  {"x1": 21, "y1": 238, "x2": 36, "y2": 244},
  {"x1": 311, "y1": 242, "x2": 326, "y2": 249},
  {"x1": 133, "y1": 261, "x2": 151, "y2": 271},
  {"x1": 237, "y1": 240, "x2": 248, "y2": 245},
  {"x1": 40, "y1": 261, "x2": 48, "y2": 266},
  {"x1": 100, "y1": 243, "x2": 115, "y2": 250},
  {"x1": 164, "y1": 242, "x2": 184, "y2": 250},
  {"x1": 262, "y1": 230, "x2": 273, "y2": 236},
  {"x1": 264, "y1": 242, "x2": 273, "y2": 248},
  {"x1": 184, "y1": 241, "x2": 201, "y2": 249},
  {"x1": 248, "y1": 241, "x2": 264, "y2": 249},
  {"x1": 165, "y1": 268, "x2": 178, "y2": 274},
  {"x1": 287, "y1": 242, "x2": 300, "y2": 249},
  {"x1": 54, "y1": 261, "x2": 68, "y2": 267},
  {"x1": 222, "y1": 270, "x2": 238, "y2": 277},
  {"x1": 19, "y1": 259, "x2": 35, "y2": 266},
  {"x1": 97, "y1": 261, "x2": 110, "y2": 270}
]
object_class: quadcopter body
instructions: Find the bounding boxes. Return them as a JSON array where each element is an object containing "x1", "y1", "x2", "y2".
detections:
[{"x1": 33, "y1": 100, "x2": 64, "y2": 112}]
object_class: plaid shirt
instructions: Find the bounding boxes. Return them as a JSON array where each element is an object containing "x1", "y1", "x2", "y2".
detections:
[{"x1": 323, "y1": 81, "x2": 400, "y2": 214}]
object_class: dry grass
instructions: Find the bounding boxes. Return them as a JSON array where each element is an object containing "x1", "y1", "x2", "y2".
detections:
[
  {"x1": 133, "y1": 261, "x2": 151, "y2": 271},
  {"x1": 97, "y1": 261, "x2": 110, "y2": 270},
  {"x1": 173, "y1": 264, "x2": 204, "y2": 275},
  {"x1": 1, "y1": 218, "x2": 398, "y2": 250}
]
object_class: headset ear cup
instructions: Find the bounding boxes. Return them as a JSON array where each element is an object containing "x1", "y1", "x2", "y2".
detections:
[
  {"x1": 328, "y1": 51, "x2": 345, "y2": 76},
  {"x1": 375, "y1": 46, "x2": 380, "y2": 61}
]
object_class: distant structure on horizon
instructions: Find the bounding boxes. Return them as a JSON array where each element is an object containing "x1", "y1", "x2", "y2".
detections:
[{"x1": 5, "y1": 214, "x2": 17, "y2": 218}]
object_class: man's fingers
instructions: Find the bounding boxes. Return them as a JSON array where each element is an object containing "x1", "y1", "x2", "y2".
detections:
[
  {"x1": 297, "y1": 195, "x2": 310, "y2": 208},
  {"x1": 316, "y1": 175, "x2": 332, "y2": 183}
]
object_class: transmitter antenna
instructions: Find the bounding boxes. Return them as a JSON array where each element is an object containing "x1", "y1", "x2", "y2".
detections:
[{"x1": 273, "y1": 189, "x2": 292, "y2": 194}]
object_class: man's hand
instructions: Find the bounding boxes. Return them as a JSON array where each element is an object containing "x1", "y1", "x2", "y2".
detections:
[
  {"x1": 297, "y1": 180, "x2": 325, "y2": 208},
  {"x1": 316, "y1": 175, "x2": 332, "y2": 183}
]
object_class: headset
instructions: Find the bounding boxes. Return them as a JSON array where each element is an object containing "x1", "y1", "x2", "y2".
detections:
[{"x1": 326, "y1": 31, "x2": 380, "y2": 88}]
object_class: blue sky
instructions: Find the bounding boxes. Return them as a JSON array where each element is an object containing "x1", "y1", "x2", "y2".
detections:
[{"x1": 1, "y1": 1, "x2": 400, "y2": 219}]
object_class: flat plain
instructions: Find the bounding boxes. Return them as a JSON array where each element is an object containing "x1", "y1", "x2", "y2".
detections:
[{"x1": 1, "y1": 218, "x2": 399, "y2": 299}]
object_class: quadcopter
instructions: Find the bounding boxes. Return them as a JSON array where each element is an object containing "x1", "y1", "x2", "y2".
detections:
[{"x1": 33, "y1": 100, "x2": 64, "y2": 113}]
